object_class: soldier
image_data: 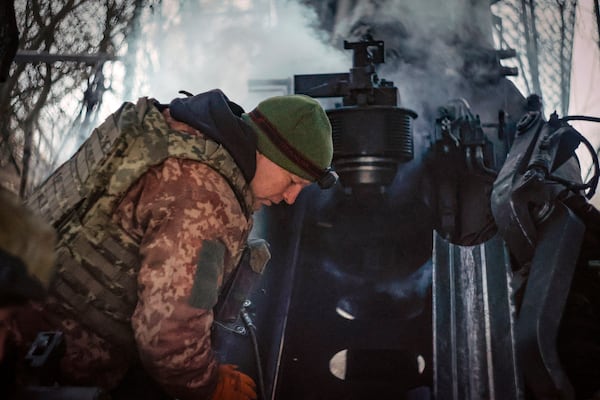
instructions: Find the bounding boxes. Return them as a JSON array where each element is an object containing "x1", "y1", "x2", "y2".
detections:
[
  {"x1": 0, "y1": 187, "x2": 56, "y2": 396},
  {"x1": 14, "y1": 89, "x2": 335, "y2": 400}
]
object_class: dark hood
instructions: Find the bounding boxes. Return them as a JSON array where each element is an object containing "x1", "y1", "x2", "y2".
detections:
[
  {"x1": 0, "y1": 248, "x2": 46, "y2": 306},
  {"x1": 168, "y1": 89, "x2": 257, "y2": 182}
]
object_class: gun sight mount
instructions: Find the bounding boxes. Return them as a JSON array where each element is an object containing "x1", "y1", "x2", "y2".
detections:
[{"x1": 294, "y1": 38, "x2": 417, "y2": 188}]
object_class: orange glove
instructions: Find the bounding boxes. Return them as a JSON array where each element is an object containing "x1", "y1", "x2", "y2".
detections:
[{"x1": 210, "y1": 364, "x2": 257, "y2": 400}]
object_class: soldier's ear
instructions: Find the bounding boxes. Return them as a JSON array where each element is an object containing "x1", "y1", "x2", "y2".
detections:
[{"x1": 254, "y1": 151, "x2": 266, "y2": 170}]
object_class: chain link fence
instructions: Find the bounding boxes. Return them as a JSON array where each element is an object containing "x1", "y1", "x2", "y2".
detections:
[{"x1": 491, "y1": 0, "x2": 577, "y2": 117}]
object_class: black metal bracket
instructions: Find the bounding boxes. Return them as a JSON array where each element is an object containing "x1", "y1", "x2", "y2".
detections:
[{"x1": 515, "y1": 202, "x2": 584, "y2": 399}]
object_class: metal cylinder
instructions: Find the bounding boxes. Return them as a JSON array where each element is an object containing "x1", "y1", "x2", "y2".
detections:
[{"x1": 327, "y1": 105, "x2": 417, "y2": 186}]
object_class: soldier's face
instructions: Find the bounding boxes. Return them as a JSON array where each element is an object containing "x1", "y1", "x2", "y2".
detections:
[{"x1": 250, "y1": 152, "x2": 311, "y2": 211}]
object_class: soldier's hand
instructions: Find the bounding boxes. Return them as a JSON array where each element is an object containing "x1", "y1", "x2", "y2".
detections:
[{"x1": 210, "y1": 364, "x2": 257, "y2": 400}]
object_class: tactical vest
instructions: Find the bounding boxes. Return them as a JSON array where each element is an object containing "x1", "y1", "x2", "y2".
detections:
[{"x1": 26, "y1": 97, "x2": 254, "y2": 352}]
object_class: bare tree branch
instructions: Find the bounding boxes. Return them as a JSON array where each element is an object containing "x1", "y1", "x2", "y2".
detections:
[{"x1": 1, "y1": 0, "x2": 144, "y2": 194}]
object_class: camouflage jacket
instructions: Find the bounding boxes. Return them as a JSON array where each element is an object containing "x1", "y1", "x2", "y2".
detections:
[{"x1": 18, "y1": 100, "x2": 255, "y2": 399}]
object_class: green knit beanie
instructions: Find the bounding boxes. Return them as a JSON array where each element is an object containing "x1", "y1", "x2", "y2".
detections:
[{"x1": 241, "y1": 94, "x2": 333, "y2": 181}]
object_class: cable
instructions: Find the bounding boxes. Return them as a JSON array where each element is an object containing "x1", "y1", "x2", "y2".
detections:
[
  {"x1": 561, "y1": 115, "x2": 600, "y2": 123},
  {"x1": 241, "y1": 308, "x2": 266, "y2": 400},
  {"x1": 563, "y1": 115, "x2": 600, "y2": 184},
  {"x1": 544, "y1": 119, "x2": 600, "y2": 199},
  {"x1": 571, "y1": 130, "x2": 599, "y2": 199}
]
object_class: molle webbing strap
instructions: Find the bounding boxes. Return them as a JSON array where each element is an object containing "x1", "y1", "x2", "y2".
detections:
[
  {"x1": 70, "y1": 234, "x2": 137, "y2": 298},
  {"x1": 53, "y1": 246, "x2": 136, "y2": 349},
  {"x1": 25, "y1": 103, "x2": 126, "y2": 228},
  {"x1": 249, "y1": 109, "x2": 324, "y2": 180},
  {"x1": 55, "y1": 247, "x2": 133, "y2": 319}
]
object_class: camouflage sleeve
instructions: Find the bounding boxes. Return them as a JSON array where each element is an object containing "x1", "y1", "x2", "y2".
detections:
[{"x1": 114, "y1": 157, "x2": 249, "y2": 400}]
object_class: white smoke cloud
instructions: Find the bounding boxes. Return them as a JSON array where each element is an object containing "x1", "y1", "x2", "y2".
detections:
[
  {"x1": 109, "y1": 0, "x2": 351, "y2": 112},
  {"x1": 102, "y1": 0, "x2": 501, "y2": 124},
  {"x1": 98, "y1": 0, "x2": 599, "y2": 207}
]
